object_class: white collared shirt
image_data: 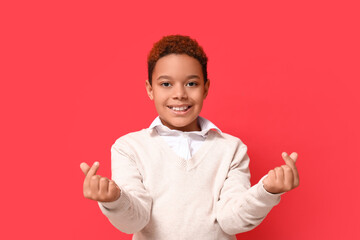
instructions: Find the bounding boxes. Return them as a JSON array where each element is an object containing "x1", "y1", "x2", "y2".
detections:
[{"x1": 148, "y1": 116, "x2": 222, "y2": 160}]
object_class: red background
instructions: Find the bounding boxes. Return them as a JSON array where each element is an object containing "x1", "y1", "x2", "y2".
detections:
[{"x1": 1, "y1": 0, "x2": 359, "y2": 239}]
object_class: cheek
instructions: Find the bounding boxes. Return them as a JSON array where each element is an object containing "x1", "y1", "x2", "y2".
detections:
[
  {"x1": 153, "y1": 89, "x2": 167, "y2": 101},
  {"x1": 154, "y1": 97, "x2": 166, "y2": 108},
  {"x1": 193, "y1": 93, "x2": 206, "y2": 103}
]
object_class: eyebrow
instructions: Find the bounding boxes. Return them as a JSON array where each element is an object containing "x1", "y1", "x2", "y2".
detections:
[{"x1": 156, "y1": 75, "x2": 201, "y2": 81}]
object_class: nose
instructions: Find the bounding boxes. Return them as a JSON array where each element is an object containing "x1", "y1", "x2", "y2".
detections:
[{"x1": 172, "y1": 84, "x2": 188, "y2": 100}]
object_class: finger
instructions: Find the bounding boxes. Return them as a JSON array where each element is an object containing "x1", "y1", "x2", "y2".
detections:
[
  {"x1": 268, "y1": 169, "x2": 276, "y2": 180},
  {"x1": 99, "y1": 177, "x2": 110, "y2": 196},
  {"x1": 282, "y1": 152, "x2": 296, "y2": 169},
  {"x1": 293, "y1": 165, "x2": 300, "y2": 187},
  {"x1": 90, "y1": 175, "x2": 101, "y2": 196},
  {"x1": 290, "y1": 152, "x2": 298, "y2": 163},
  {"x1": 108, "y1": 181, "x2": 121, "y2": 200},
  {"x1": 282, "y1": 165, "x2": 294, "y2": 191},
  {"x1": 84, "y1": 162, "x2": 100, "y2": 180},
  {"x1": 275, "y1": 167, "x2": 284, "y2": 183},
  {"x1": 80, "y1": 162, "x2": 90, "y2": 175},
  {"x1": 83, "y1": 162, "x2": 100, "y2": 190},
  {"x1": 290, "y1": 152, "x2": 300, "y2": 187},
  {"x1": 282, "y1": 152, "x2": 300, "y2": 183},
  {"x1": 264, "y1": 169, "x2": 275, "y2": 185}
]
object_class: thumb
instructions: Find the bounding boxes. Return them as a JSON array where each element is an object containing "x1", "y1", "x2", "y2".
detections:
[
  {"x1": 80, "y1": 162, "x2": 90, "y2": 175},
  {"x1": 289, "y1": 152, "x2": 298, "y2": 163},
  {"x1": 282, "y1": 152, "x2": 298, "y2": 168}
]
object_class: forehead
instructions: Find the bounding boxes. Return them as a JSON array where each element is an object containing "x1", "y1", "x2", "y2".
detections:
[{"x1": 153, "y1": 54, "x2": 202, "y2": 77}]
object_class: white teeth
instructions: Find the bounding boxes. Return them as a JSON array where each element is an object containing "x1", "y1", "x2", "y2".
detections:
[{"x1": 170, "y1": 106, "x2": 190, "y2": 111}]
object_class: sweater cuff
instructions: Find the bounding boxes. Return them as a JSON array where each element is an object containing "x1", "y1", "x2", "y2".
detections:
[
  {"x1": 97, "y1": 187, "x2": 131, "y2": 211},
  {"x1": 256, "y1": 175, "x2": 283, "y2": 203}
]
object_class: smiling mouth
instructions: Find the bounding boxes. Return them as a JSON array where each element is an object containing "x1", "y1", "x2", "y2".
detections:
[{"x1": 167, "y1": 105, "x2": 192, "y2": 112}]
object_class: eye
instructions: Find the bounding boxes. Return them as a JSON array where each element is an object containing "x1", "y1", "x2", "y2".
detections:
[
  {"x1": 161, "y1": 82, "x2": 171, "y2": 87},
  {"x1": 186, "y1": 82, "x2": 198, "y2": 87}
]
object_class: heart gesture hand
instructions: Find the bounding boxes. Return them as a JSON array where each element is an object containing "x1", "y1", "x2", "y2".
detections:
[
  {"x1": 263, "y1": 152, "x2": 300, "y2": 194},
  {"x1": 80, "y1": 162, "x2": 121, "y2": 202}
]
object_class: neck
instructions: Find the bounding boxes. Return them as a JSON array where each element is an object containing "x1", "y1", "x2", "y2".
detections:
[{"x1": 160, "y1": 117, "x2": 201, "y2": 132}]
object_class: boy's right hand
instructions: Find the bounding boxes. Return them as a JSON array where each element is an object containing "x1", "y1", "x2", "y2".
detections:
[{"x1": 80, "y1": 162, "x2": 121, "y2": 202}]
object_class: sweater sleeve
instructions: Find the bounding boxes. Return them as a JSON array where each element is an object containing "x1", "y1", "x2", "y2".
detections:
[
  {"x1": 97, "y1": 139, "x2": 152, "y2": 234},
  {"x1": 216, "y1": 142, "x2": 281, "y2": 235}
]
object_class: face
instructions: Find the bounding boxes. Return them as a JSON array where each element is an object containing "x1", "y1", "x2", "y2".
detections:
[{"x1": 145, "y1": 54, "x2": 210, "y2": 132}]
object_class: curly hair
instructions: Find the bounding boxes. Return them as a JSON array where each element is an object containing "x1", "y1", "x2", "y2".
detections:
[{"x1": 147, "y1": 35, "x2": 208, "y2": 85}]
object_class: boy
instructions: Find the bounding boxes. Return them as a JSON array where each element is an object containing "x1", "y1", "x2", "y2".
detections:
[{"x1": 80, "y1": 35, "x2": 299, "y2": 240}]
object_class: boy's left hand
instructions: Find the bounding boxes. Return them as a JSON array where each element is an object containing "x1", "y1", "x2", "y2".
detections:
[{"x1": 262, "y1": 152, "x2": 300, "y2": 194}]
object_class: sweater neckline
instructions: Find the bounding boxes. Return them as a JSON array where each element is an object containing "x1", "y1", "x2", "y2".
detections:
[{"x1": 148, "y1": 128, "x2": 218, "y2": 172}]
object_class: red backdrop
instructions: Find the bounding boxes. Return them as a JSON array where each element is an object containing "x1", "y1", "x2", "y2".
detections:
[{"x1": 1, "y1": 0, "x2": 359, "y2": 239}]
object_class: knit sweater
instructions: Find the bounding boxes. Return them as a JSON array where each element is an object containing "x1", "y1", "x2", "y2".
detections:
[{"x1": 98, "y1": 128, "x2": 281, "y2": 240}]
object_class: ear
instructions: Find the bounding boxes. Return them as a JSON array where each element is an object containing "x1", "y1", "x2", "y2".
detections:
[
  {"x1": 145, "y1": 80, "x2": 154, "y2": 100},
  {"x1": 203, "y1": 79, "x2": 210, "y2": 99}
]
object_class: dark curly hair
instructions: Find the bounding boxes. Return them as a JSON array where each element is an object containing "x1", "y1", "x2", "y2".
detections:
[{"x1": 147, "y1": 35, "x2": 208, "y2": 85}]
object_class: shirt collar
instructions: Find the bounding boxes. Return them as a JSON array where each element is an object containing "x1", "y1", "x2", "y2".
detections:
[{"x1": 148, "y1": 116, "x2": 222, "y2": 137}]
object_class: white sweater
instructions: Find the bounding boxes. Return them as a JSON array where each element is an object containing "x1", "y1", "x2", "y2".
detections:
[{"x1": 98, "y1": 128, "x2": 281, "y2": 240}]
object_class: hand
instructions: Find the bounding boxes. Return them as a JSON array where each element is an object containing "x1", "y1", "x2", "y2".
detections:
[
  {"x1": 263, "y1": 152, "x2": 300, "y2": 194},
  {"x1": 80, "y1": 161, "x2": 121, "y2": 202}
]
